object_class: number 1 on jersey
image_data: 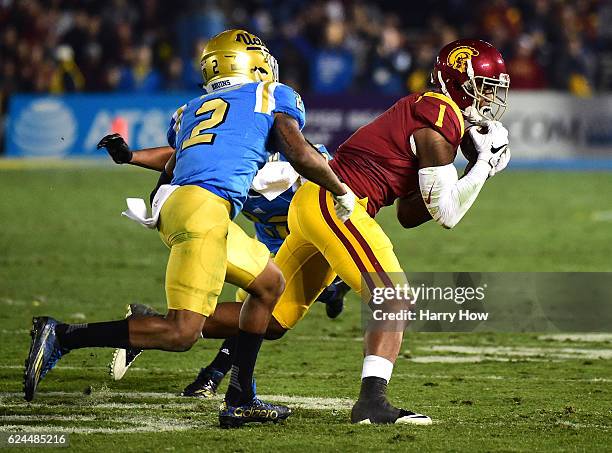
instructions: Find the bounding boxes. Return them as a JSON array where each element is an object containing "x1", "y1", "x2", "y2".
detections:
[
  {"x1": 435, "y1": 104, "x2": 446, "y2": 127},
  {"x1": 181, "y1": 98, "x2": 229, "y2": 150}
]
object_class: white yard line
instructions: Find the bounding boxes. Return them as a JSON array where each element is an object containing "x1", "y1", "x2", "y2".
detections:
[
  {"x1": 537, "y1": 333, "x2": 612, "y2": 343},
  {"x1": 455, "y1": 420, "x2": 611, "y2": 430},
  {"x1": 1, "y1": 413, "x2": 608, "y2": 434},
  {"x1": 259, "y1": 395, "x2": 353, "y2": 409},
  {"x1": 409, "y1": 355, "x2": 545, "y2": 363},
  {"x1": 556, "y1": 421, "x2": 611, "y2": 430},
  {"x1": 0, "y1": 392, "x2": 355, "y2": 434},
  {"x1": 0, "y1": 392, "x2": 352, "y2": 409},
  {"x1": 0, "y1": 424, "x2": 193, "y2": 434},
  {"x1": 0, "y1": 417, "x2": 197, "y2": 434},
  {"x1": 422, "y1": 345, "x2": 612, "y2": 360},
  {"x1": 0, "y1": 415, "x2": 97, "y2": 422},
  {"x1": 0, "y1": 402, "x2": 203, "y2": 410}
]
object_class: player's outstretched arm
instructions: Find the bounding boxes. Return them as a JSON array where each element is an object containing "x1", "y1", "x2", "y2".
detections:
[
  {"x1": 97, "y1": 133, "x2": 173, "y2": 171},
  {"x1": 271, "y1": 113, "x2": 355, "y2": 221},
  {"x1": 271, "y1": 113, "x2": 345, "y2": 196},
  {"x1": 414, "y1": 122, "x2": 509, "y2": 229},
  {"x1": 130, "y1": 146, "x2": 174, "y2": 171}
]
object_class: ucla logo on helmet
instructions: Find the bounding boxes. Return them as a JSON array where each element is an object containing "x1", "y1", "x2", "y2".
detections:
[
  {"x1": 235, "y1": 32, "x2": 264, "y2": 46},
  {"x1": 447, "y1": 46, "x2": 479, "y2": 73}
]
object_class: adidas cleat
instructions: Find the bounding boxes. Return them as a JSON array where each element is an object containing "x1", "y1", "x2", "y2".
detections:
[
  {"x1": 109, "y1": 303, "x2": 160, "y2": 381},
  {"x1": 219, "y1": 397, "x2": 291, "y2": 428},
  {"x1": 351, "y1": 397, "x2": 432, "y2": 425},
  {"x1": 181, "y1": 368, "x2": 224, "y2": 398},
  {"x1": 24, "y1": 317, "x2": 69, "y2": 402}
]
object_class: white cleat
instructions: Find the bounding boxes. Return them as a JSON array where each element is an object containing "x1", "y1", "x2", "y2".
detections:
[
  {"x1": 357, "y1": 410, "x2": 432, "y2": 425},
  {"x1": 108, "y1": 304, "x2": 159, "y2": 381},
  {"x1": 395, "y1": 409, "x2": 433, "y2": 425},
  {"x1": 110, "y1": 347, "x2": 142, "y2": 381},
  {"x1": 351, "y1": 396, "x2": 433, "y2": 425}
]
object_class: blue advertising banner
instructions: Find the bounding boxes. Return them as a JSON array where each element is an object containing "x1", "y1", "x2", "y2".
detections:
[
  {"x1": 6, "y1": 91, "x2": 612, "y2": 163},
  {"x1": 5, "y1": 93, "x2": 196, "y2": 158},
  {"x1": 4, "y1": 92, "x2": 397, "y2": 158}
]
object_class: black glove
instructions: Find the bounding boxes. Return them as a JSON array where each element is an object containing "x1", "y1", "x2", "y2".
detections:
[{"x1": 97, "y1": 133, "x2": 132, "y2": 164}]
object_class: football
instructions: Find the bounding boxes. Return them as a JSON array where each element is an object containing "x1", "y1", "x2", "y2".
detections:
[
  {"x1": 459, "y1": 131, "x2": 478, "y2": 163},
  {"x1": 396, "y1": 190, "x2": 432, "y2": 228}
]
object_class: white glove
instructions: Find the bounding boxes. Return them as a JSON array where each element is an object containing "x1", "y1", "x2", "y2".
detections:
[
  {"x1": 332, "y1": 184, "x2": 356, "y2": 222},
  {"x1": 468, "y1": 121, "x2": 510, "y2": 176},
  {"x1": 488, "y1": 147, "x2": 511, "y2": 177}
]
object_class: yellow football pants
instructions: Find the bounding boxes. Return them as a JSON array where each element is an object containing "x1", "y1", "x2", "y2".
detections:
[
  {"x1": 158, "y1": 185, "x2": 269, "y2": 316},
  {"x1": 271, "y1": 182, "x2": 404, "y2": 329}
]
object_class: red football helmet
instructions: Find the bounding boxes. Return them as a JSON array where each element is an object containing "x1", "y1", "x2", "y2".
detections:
[{"x1": 432, "y1": 39, "x2": 510, "y2": 123}]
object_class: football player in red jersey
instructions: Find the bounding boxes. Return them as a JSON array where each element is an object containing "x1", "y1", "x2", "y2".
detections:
[{"x1": 258, "y1": 38, "x2": 511, "y2": 424}]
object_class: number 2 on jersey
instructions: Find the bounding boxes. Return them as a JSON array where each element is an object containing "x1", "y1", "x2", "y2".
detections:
[{"x1": 181, "y1": 98, "x2": 229, "y2": 150}]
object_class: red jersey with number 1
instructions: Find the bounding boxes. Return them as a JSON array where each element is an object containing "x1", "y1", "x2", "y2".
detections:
[{"x1": 330, "y1": 91, "x2": 465, "y2": 217}]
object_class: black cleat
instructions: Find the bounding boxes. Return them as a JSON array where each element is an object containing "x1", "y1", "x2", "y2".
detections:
[
  {"x1": 181, "y1": 368, "x2": 225, "y2": 398},
  {"x1": 317, "y1": 278, "x2": 350, "y2": 319},
  {"x1": 24, "y1": 317, "x2": 69, "y2": 401},
  {"x1": 325, "y1": 296, "x2": 345, "y2": 319},
  {"x1": 109, "y1": 303, "x2": 160, "y2": 381},
  {"x1": 350, "y1": 396, "x2": 432, "y2": 425},
  {"x1": 219, "y1": 397, "x2": 291, "y2": 428}
]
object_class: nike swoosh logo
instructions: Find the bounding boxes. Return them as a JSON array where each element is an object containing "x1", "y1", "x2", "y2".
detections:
[
  {"x1": 426, "y1": 181, "x2": 435, "y2": 204},
  {"x1": 491, "y1": 145, "x2": 507, "y2": 154}
]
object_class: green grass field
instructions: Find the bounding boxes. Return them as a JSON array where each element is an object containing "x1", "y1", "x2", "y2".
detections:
[{"x1": 0, "y1": 163, "x2": 611, "y2": 452}]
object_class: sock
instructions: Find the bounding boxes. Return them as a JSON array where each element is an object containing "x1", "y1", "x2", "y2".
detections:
[
  {"x1": 361, "y1": 355, "x2": 394, "y2": 383},
  {"x1": 55, "y1": 320, "x2": 129, "y2": 350},
  {"x1": 359, "y1": 355, "x2": 394, "y2": 401},
  {"x1": 225, "y1": 330, "x2": 264, "y2": 405},
  {"x1": 206, "y1": 337, "x2": 236, "y2": 375}
]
